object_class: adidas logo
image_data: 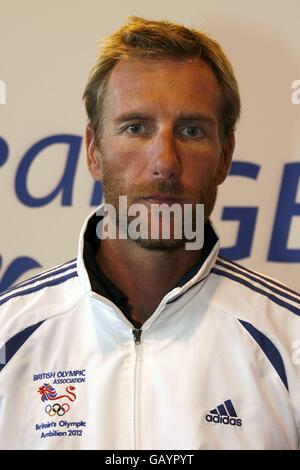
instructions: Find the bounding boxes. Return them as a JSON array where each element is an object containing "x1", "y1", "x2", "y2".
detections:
[{"x1": 206, "y1": 399, "x2": 242, "y2": 427}]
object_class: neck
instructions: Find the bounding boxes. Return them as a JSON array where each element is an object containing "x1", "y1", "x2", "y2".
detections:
[{"x1": 96, "y1": 237, "x2": 203, "y2": 326}]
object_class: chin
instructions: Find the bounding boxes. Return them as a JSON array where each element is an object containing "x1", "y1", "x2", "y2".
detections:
[{"x1": 132, "y1": 237, "x2": 186, "y2": 251}]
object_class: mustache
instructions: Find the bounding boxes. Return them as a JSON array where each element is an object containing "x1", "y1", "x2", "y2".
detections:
[{"x1": 129, "y1": 181, "x2": 191, "y2": 200}]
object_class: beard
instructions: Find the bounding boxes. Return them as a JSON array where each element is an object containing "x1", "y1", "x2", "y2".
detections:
[{"x1": 100, "y1": 160, "x2": 218, "y2": 251}]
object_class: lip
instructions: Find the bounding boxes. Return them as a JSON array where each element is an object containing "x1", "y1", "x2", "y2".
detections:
[{"x1": 141, "y1": 196, "x2": 184, "y2": 204}]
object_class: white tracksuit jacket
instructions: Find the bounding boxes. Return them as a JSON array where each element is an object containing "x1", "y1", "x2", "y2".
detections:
[{"x1": 0, "y1": 209, "x2": 299, "y2": 450}]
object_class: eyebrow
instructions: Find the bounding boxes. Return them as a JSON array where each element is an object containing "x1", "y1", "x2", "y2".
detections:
[
  {"x1": 114, "y1": 113, "x2": 153, "y2": 125},
  {"x1": 114, "y1": 112, "x2": 217, "y2": 126}
]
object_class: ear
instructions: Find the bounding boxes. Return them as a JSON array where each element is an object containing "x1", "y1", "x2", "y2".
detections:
[
  {"x1": 217, "y1": 132, "x2": 235, "y2": 185},
  {"x1": 86, "y1": 125, "x2": 103, "y2": 181}
]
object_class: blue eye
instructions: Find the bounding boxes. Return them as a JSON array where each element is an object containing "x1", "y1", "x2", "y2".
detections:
[
  {"x1": 127, "y1": 124, "x2": 144, "y2": 134},
  {"x1": 182, "y1": 127, "x2": 203, "y2": 138}
]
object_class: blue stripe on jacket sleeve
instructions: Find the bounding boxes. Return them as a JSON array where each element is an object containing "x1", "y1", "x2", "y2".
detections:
[
  {"x1": 0, "y1": 321, "x2": 44, "y2": 372},
  {"x1": 0, "y1": 271, "x2": 78, "y2": 307},
  {"x1": 212, "y1": 268, "x2": 300, "y2": 317},
  {"x1": 239, "y1": 319, "x2": 288, "y2": 391}
]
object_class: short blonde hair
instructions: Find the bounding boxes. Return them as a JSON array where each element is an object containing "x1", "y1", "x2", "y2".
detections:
[{"x1": 83, "y1": 17, "x2": 240, "y2": 141}]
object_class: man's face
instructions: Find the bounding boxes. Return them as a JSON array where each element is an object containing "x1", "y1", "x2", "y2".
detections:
[{"x1": 87, "y1": 58, "x2": 234, "y2": 249}]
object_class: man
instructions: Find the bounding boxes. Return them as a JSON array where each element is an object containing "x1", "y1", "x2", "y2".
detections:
[{"x1": 0, "y1": 17, "x2": 299, "y2": 450}]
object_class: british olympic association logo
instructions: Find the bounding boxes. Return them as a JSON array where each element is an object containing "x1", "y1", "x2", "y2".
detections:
[{"x1": 38, "y1": 383, "x2": 77, "y2": 416}]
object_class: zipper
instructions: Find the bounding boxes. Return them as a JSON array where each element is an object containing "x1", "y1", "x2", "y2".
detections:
[
  {"x1": 132, "y1": 328, "x2": 142, "y2": 450},
  {"x1": 132, "y1": 328, "x2": 142, "y2": 345}
]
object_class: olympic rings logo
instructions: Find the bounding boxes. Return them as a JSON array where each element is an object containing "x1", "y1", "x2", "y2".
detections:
[{"x1": 45, "y1": 403, "x2": 70, "y2": 416}]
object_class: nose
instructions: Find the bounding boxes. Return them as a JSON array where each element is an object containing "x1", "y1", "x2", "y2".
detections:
[{"x1": 148, "y1": 128, "x2": 181, "y2": 180}]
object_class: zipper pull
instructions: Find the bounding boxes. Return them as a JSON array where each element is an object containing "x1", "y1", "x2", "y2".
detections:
[{"x1": 132, "y1": 328, "x2": 142, "y2": 345}]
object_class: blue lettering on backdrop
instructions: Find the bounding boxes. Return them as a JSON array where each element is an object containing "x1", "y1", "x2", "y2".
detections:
[
  {"x1": 15, "y1": 135, "x2": 82, "y2": 207},
  {"x1": 0, "y1": 256, "x2": 41, "y2": 293},
  {"x1": 219, "y1": 162, "x2": 260, "y2": 260},
  {"x1": 0, "y1": 137, "x2": 9, "y2": 167},
  {"x1": 0, "y1": 134, "x2": 299, "y2": 293},
  {"x1": 268, "y1": 162, "x2": 300, "y2": 262}
]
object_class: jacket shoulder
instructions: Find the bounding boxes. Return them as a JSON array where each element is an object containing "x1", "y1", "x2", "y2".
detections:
[
  {"x1": 0, "y1": 259, "x2": 81, "y2": 342},
  {"x1": 210, "y1": 255, "x2": 300, "y2": 319}
]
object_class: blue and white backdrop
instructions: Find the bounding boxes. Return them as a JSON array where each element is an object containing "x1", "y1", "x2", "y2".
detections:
[{"x1": 0, "y1": 0, "x2": 299, "y2": 292}]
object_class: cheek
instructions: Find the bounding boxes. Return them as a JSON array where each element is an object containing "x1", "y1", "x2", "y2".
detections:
[
  {"x1": 102, "y1": 152, "x2": 141, "y2": 187},
  {"x1": 183, "y1": 150, "x2": 220, "y2": 183},
  {"x1": 103, "y1": 138, "x2": 146, "y2": 173}
]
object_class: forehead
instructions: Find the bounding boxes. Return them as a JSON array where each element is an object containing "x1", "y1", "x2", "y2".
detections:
[{"x1": 104, "y1": 58, "x2": 222, "y2": 119}]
